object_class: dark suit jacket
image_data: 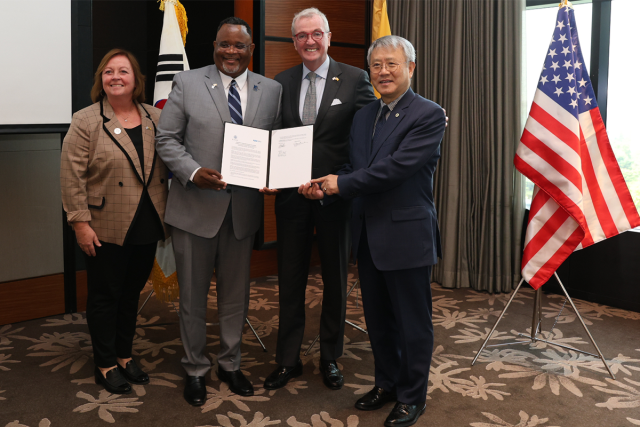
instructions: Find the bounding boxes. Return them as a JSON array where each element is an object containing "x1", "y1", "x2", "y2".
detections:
[
  {"x1": 274, "y1": 57, "x2": 376, "y2": 178},
  {"x1": 338, "y1": 89, "x2": 446, "y2": 271}
]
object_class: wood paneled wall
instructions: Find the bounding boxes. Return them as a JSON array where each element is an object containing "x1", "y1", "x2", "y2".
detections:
[
  {"x1": 0, "y1": 275, "x2": 65, "y2": 325},
  {"x1": 263, "y1": 1, "x2": 369, "y2": 79}
]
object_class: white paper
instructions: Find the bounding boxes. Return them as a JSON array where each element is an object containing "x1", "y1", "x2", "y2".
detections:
[
  {"x1": 268, "y1": 125, "x2": 314, "y2": 189},
  {"x1": 221, "y1": 123, "x2": 270, "y2": 189}
]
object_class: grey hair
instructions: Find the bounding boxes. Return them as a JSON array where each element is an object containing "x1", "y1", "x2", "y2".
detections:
[
  {"x1": 291, "y1": 7, "x2": 330, "y2": 36},
  {"x1": 367, "y1": 35, "x2": 416, "y2": 64}
]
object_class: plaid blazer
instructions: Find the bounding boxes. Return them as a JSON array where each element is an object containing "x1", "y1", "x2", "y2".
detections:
[{"x1": 61, "y1": 99, "x2": 168, "y2": 246}]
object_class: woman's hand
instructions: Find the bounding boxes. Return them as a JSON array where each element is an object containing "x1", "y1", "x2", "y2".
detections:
[{"x1": 73, "y1": 222, "x2": 101, "y2": 256}]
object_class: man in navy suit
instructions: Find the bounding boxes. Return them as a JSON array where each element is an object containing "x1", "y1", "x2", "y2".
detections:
[{"x1": 301, "y1": 35, "x2": 446, "y2": 427}]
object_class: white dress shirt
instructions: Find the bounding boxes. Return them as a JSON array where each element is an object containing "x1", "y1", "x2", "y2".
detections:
[{"x1": 298, "y1": 56, "x2": 330, "y2": 121}]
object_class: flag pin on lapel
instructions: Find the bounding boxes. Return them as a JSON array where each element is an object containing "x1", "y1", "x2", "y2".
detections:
[
  {"x1": 211, "y1": 84, "x2": 217, "y2": 89},
  {"x1": 332, "y1": 77, "x2": 339, "y2": 81}
]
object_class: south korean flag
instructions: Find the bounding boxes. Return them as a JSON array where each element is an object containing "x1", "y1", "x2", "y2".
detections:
[{"x1": 154, "y1": 0, "x2": 189, "y2": 109}]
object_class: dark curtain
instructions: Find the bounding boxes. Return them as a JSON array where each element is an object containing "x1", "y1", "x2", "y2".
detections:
[{"x1": 387, "y1": 0, "x2": 526, "y2": 292}]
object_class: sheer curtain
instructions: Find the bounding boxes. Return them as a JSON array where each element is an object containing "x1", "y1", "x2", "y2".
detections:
[{"x1": 387, "y1": 0, "x2": 526, "y2": 292}]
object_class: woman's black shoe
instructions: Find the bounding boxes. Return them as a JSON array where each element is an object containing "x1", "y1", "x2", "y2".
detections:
[
  {"x1": 118, "y1": 360, "x2": 150, "y2": 385},
  {"x1": 94, "y1": 366, "x2": 132, "y2": 394}
]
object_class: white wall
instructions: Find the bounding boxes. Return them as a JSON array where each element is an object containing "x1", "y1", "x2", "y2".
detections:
[{"x1": 0, "y1": 0, "x2": 72, "y2": 125}]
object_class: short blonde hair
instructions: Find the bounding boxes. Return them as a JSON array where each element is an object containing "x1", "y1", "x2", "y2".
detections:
[{"x1": 91, "y1": 48, "x2": 146, "y2": 104}]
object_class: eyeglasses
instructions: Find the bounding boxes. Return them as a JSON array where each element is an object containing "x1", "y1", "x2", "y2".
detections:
[
  {"x1": 294, "y1": 31, "x2": 325, "y2": 42},
  {"x1": 217, "y1": 42, "x2": 250, "y2": 51},
  {"x1": 369, "y1": 61, "x2": 404, "y2": 74}
]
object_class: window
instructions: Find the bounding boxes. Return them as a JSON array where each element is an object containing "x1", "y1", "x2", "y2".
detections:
[{"x1": 606, "y1": 0, "x2": 640, "y2": 210}]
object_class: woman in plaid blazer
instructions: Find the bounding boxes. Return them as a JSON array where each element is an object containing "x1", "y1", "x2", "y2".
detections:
[{"x1": 61, "y1": 49, "x2": 168, "y2": 395}]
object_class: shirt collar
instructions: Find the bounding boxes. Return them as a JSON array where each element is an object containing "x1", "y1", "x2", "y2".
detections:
[
  {"x1": 302, "y1": 56, "x2": 330, "y2": 82},
  {"x1": 380, "y1": 88, "x2": 409, "y2": 112},
  {"x1": 219, "y1": 68, "x2": 248, "y2": 90}
]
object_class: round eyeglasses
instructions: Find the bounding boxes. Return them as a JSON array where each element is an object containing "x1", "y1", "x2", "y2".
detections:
[
  {"x1": 369, "y1": 62, "x2": 403, "y2": 74},
  {"x1": 294, "y1": 31, "x2": 325, "y2": 42}
]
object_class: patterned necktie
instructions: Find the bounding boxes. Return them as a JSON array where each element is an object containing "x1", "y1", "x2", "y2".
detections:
[
  {"x1": 302, "y1": 72, "x2": 317, "y2": 125},
  {"x1": 372, "y1": 105, "x2": 390, "y2": 143},
  {"x1": 228, "y1": 80, "x2": 243, "y2": 125}
]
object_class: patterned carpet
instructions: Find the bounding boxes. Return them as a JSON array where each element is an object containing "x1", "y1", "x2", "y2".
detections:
[{"x1": 1, "y1": 265, "x2": 639, "y2": 427}]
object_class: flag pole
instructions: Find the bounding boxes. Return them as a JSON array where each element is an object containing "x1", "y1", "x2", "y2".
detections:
[{"x1": 471, "y1": 275, "x2": 615, "y2": 379}]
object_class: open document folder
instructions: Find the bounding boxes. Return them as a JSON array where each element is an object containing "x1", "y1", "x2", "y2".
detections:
[{"x1": 220, "y1": 122, "x2": 313, "y2": 189}]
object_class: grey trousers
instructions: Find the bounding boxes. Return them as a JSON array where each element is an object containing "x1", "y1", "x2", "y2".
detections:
[{"x1": 171, "y1": 207, "x2": 253, "y2": 376}]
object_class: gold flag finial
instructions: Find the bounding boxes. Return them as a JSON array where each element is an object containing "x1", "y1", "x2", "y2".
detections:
[
  {"x1": 158, "y1": 0, "x2": 188, "y2": 46},
  {"x1": 559, "y1": 0, "x2": 572, "y2": 9}
]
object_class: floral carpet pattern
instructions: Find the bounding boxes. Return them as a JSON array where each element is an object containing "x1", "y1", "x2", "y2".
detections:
[{"x1": 1, "y1": 266, "x2": 639, "y2": 426}]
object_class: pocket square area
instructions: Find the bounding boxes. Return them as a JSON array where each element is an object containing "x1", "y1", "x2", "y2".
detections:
[{"x1": 330, "y1": 99, "x2": 342, "y2": 106}]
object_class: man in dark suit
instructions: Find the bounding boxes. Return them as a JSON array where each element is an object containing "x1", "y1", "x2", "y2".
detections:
[
  {"x1": 302, "y1": 35, "x2": 446, "y2": 427},
  {"x1": 156, "y1": 18, "x2": 282, "y2": 405},
  {"x1": 260, "y1": 7, "x2": 376, "y2": 391}
]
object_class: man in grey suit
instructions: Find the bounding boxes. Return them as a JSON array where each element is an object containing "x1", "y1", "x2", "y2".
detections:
[{"x1": 155, "y1": 17, "x2": 282, "y2": 406}]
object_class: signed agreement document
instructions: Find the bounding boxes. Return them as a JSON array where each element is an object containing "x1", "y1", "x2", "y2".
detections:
[{"x1": 221, "y1": 123, "x2": 313, "y2": 189}]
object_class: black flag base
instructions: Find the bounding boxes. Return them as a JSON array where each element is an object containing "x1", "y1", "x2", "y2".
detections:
[{"x1": 471, "y1": 272, "x2": 615, "y2": 380}]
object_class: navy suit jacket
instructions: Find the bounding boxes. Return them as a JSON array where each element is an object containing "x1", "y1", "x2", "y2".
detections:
[{"x1": 337, "y1": 89, "x2": 446, "y2": 271}]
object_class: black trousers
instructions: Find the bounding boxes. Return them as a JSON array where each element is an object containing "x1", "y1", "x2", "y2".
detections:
[
  {"x1": 84, "y1": 241, "x2": 157, "y2": 368},
  {"x1": 357, "y1": 225, "x2": 434, "y2": 405},
  {"x1": 274, "y1": 190, "x2": 351, "y2": 365}
]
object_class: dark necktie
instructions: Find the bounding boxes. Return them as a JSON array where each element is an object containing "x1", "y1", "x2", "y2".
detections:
[
  {"x1": 372, "y1": 105, "x2": 390, "y2": 144},
  {"x1": 228, "y1": 80, "x2": 243, "y2": 125}
]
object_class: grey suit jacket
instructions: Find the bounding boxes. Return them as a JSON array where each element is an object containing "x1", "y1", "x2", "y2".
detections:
[{"x1": 156, "y1": 65, "x2": 283, "y2": 239}]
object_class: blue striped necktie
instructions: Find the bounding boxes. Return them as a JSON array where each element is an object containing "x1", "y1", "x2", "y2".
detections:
[{"x1": 228, "y1": 80, "x2": 243, "y2": 125}]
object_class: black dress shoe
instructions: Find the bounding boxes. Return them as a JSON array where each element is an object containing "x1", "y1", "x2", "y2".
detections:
[
  {"x1": 184, "y1": 375, "x2": 207, "y2": 406},
  {"x1": 355, "y1": 386, "x2": 397, "y2": 411},
  {"x1": 94, "y1": 366, "x2": 132, "y2": 395},
  {"x1": 319, "y1": 359, "x2": 344, "y2": 390},
  {"x1": 118, "y1": 360, "x2": 149, "y2": 385},
  {"x1": 217, "y1": 367, "x2": 254, "y2": 396},
  {"x1": 263, "y1": 360, "x2": 303, "y2": 390},
  {"x1": 384, "y1": 402, "x2": 426, "y2": 427}
]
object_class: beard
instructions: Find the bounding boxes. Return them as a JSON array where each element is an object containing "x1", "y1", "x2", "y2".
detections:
[{"x1": 222, "y1": 62, "x2": 240, "y2": 75}]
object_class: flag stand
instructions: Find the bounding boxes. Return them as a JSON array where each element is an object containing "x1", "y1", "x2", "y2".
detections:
[{"x1": 471, "y1": 272, "x2": 615, "y2": 379}]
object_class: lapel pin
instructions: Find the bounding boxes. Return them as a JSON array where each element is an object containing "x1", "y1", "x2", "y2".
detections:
[
  {"x1": 212, "y1": 84, "x2": 217, "y2": 89},
  {"x1": 332, "y1": 77, "x2": 339, "y2": 81},
  {"x1": 146, "y1": 126, "x2": 150, "y2": 130},
  {"x1": 395, "y1": 113, "x2": 399, "y2": 117},
  {"x1": 254, "y1": 85, "x2": 258, "y2": 91},
  {"x1": 114, "y1": 128, "x2": 121, "y2": 135}
]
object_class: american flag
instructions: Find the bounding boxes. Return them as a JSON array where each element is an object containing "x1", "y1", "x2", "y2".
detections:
[{"x1": 515, "y1": 3, "x2": 640, "y2": 290}]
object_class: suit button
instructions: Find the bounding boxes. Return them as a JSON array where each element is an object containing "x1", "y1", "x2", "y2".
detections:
[
  {"x1": 227, "y1": 189, "x2": 232, "y2": 193},
  {"x1": 119, "y1": 182, "x2": 123, "y2": 187},
  {"x1": 160, "y1": 179, "x2": 165, "y2": 183}
]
